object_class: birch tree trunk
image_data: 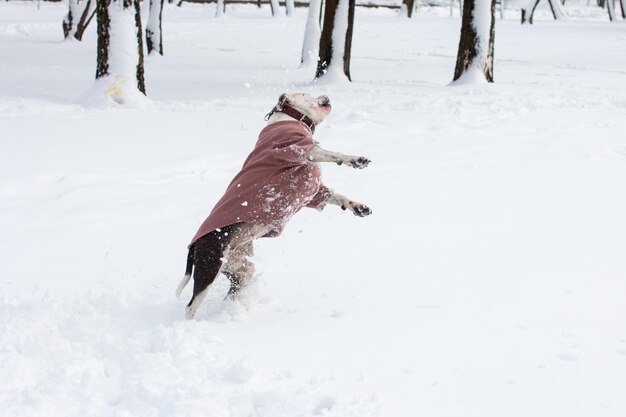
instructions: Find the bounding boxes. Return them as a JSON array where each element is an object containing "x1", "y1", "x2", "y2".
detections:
[
  {"x1": 146, "y1": 0, "x2": 164, "y2": 53},
  {"x1": 301, "y1": 0, "x2": 322, "y2": 67},
  {"x1": 315, "y1": 0, "x2": 355, "y2": 81},
  {"x1": 96, "y1": 0, "x2": 146, "y2": 98},
  {"x1": 453, "y1": 0, "x2": 496, "y2": 83}
]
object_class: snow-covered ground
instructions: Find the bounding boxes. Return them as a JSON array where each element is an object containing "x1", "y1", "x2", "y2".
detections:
[{"x1": 2, "y1": 1, "x2": 626, "y2": 416}]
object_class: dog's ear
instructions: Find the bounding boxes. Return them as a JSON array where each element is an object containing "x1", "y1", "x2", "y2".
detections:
[{"x1": 278, "y1": 94, "x2": 289, "y2": 106}]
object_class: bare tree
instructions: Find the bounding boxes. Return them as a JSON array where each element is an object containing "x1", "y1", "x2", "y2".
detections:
[
  {"x1": 315, "y1": 0, "x2": 356, "y2": 81},
  {"x1": 521, "y1": 0, "x2": 564, "y2": 24},
  {"x1": 453, "y1": 0, "x2": 496, "y2": 83},
  {"x1": 96, "y1": 0, "x2": 146, "y2": 96},
  {"x1": 63, "y1": 0, "x2": 96, "y2": 41},
  {"x1": 146, "y1": 0, "x2": 164, "y2": 54}
]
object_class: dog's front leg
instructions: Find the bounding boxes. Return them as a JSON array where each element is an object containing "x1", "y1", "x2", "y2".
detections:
[
  {"x1": 306, "y1": 145, "x2": 371, "y2": 169},
  {"x1": 327, "y1": 193, "x2": 372, "y2": 217}
]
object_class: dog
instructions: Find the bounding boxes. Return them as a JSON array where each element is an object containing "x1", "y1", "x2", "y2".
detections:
[{"x1": 177, "y1": 92, "x2": 372, "y2": 319}]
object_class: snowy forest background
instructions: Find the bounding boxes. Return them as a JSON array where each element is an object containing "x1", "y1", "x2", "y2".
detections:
[{"x1": 1, "y1": 0, "x2": 626, "y2": 416}]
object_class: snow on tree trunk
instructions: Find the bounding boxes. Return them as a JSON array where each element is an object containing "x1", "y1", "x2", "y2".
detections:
[
  {"x1": 452, "y1": 0, "x2": 496, "y2": 83},
  {"x1": 269, "y1": 0, "x2": 280, "y2": 16},
  {"x1": 215, "y1": 0, "x2": 224, "y2": 17},
  {"x1": 607, "y1": 0, "x2": 617, "y2": 20},
  {"x1": 94, "y1": 0, "x2": 146, "y2": 104},
  {"x1": 146, "y1": 0, "x2": 164, "y2": 54},
  {"x1": 315, "y1": 0, "x2": 355, "y2": 82},
  {"x1": 300, "y1": 0, "x2": 321, "y2": 68},
  {"x1": 285, "y1": 0, "x2": 295, "y2": 16},
  {"x1": 63, "y1": 0, "x2": 95, "y2": 40}
]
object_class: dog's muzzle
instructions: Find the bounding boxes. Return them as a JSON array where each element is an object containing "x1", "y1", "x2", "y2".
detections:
[{"x1": 318, "y1": 96, "x2": 331, "y2": 108}]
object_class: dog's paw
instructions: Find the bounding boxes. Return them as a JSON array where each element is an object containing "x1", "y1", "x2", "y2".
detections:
[
  {"x1": 342, "y1": 156, "x2": 370, "y2": 169},
  {"x1": 341, "y1": 202, "x2": 372, "y2": 217}
]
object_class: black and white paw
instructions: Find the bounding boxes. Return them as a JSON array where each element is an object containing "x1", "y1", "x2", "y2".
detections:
[
  {"x1": 341, "y1": 202, "x2": 372, "y2": 217},
  {"x1": 342, "y1": 156, "x2": 371, "y2": 169}
]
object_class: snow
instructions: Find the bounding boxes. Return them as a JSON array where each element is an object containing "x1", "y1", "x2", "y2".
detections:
[{"x1": 2, "y1": 1, "x2": 626, "y2": 417}]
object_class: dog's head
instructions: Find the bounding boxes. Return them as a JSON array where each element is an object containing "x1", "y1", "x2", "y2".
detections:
[{"x1": 272, "y1": 92, "x2": 332, "y2": 125}]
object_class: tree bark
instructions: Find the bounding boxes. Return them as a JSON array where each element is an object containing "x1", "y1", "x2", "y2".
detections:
[
  {"x1": 453, "y1": 0, "x2": 496, "y2": 83},
  {"x1": 95, "y1": 0, "x2": 110, "y2": 79},
  {"x1": 146, "y1": 0, "x2": 164, "y2": 53},
  {"x1": 315, "y1": 0, "x2": 355, "y2": 81},
  {"x1": 134, "y1": 0, "x2": 146, "y2": 93}
]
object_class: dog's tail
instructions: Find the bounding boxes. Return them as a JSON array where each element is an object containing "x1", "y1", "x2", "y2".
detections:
[{"x1": 176, "y1": 247, "x2": 194, "y2": 298}]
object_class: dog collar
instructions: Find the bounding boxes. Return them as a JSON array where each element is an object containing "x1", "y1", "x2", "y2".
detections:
[{"x1": 265, "y1": 104, "x2": 316, "y2": 134}]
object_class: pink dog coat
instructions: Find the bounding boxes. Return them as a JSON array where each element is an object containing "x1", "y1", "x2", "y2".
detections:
[{"x1": 190, "y1": 120, "x2": 332, "y2": 245}]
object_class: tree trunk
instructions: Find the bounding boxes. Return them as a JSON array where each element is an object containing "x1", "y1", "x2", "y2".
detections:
[
  {"x1": 74, "y1": 0, "x2": 96, "y2": 40},
  {"x1": 96, "y1": 0, "x2": 146, "y2": 96},
  {"x1": 521, "y1": 0, "x2": 540, "y2": 24},
  {"x1": 133, "y1": 0, "x2": 146, "y2": 93},
  {"x1": 315, "y1": 0, "x2": 355, "y2": 81},
  {"x1": 64, "y1": 0, "x2": 95, "y2": 40},
  {"x1": 62, "y1": 0, "x2": 77, "y2": 38},
  {"x1": 619, "y1": 0, "x2": 625, "y2": 18},
  {"x1": 301, "y1": 0, "x2": 322, "y2": 67},
  {"x1": 215, "y1": 0, "x2": 224, "y2": 16},
  {"x1": 453, "y1": 0, "x2": 496, "y2": 83},
  {"x1": 546, "y1": 0, "x2": 565, "y2": 19},
  {"x1": 269, "y1": 0, "x2": 280, "y2": 16},
  {"x1": 285, "y1": 0, "x2": 295, "y2": 16},
  {"x1": 606, "y1": 0, "x2": 616, "y2": 19},
  {"x1": 402, "y1": 0, "x2": 415, "y2": 17},
  {"x1": 146, "y1": 0, "x2": 164, "y2": 53}
]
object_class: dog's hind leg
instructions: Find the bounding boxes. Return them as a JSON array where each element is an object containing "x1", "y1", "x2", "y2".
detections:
[
  {"x1": 176, "y1": 247, "x2": 194, "y2": 298},
  {"x1": 185, "y1": 225, "x2": 238, "y2": 319},
  {"x1": 223, "y1": 241, "x2": 255, "y2": 297}
]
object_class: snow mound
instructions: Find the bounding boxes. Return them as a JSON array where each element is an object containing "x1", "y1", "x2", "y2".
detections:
[
  {"x1": 0, "y1": 291, "x2": 380, "y2": 417},
  {"x1": 80, "y1": 76, "x2": 152, "y2": 109}
]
